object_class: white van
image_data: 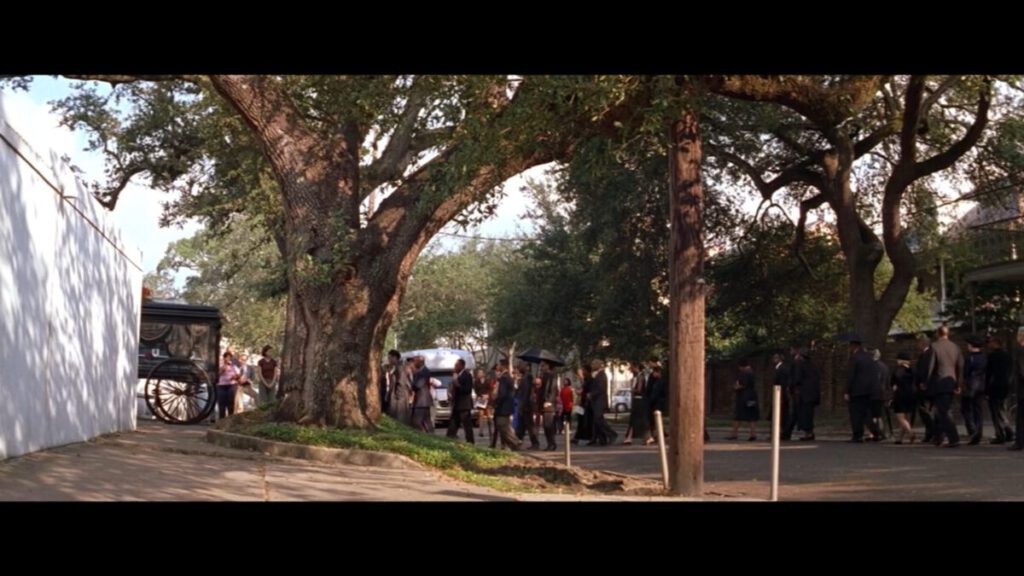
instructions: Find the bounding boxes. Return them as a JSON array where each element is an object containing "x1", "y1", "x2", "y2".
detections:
[{"x1": 401, "y1": 348, "x2": 477, "y2": 427}]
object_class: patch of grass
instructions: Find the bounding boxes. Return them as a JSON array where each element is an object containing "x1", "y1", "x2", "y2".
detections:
[
  {"x1": 226, "y1": 414, "x2": 663, "y2": 496},
  {"x1": 252, "y1": 416, "x2": 516, "y2": 469},
  {"x1": 243, "y1": 416, "x2": 564, "y2": 492}
]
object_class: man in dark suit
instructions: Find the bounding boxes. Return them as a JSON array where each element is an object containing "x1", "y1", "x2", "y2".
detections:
[
  {"x1": 514, "y1": 362, "x2": 540, "y2": 449},
  {"x1": 986, "y1": 336, "x2": 1014, "y2": 444},
  {"x1": 446, "y1": 358, "x2": 475, "y2": 444},
  {"x1": 928, "y1": 326, "x2": 963, "y2": 447},
  {"x1": 871, "y1": 349, "x2": 890, "y2": 440},
  {"x1": 796, "y1": 349, "x2": 820, "y2": 441},
  {"x1": 845, "y1": 336, "x2": 882, "y2": 443},
  {"x1": 771, "y1": 353, "x2": 794, "y2": 440},
  {"x1": 963, "y1": 336, "x2": 987, "y2": 445},
  {"x1": 492, "y1": 361, "x2": 521, "y2": 451},
  {"x1": 913, "y1": 338, "x2": 936, "y2": 443},
  {"x1": 782, "y1": 346, "x2": 804, "y2": 440}
]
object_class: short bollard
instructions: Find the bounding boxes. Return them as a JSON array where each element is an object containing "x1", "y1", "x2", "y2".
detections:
[
  {"x1": 770, "y1": 384, "x2": 781, "y2": 502},
  {"x1": 563, "y1": 421, "x2": 571, "y2": 466},
  {"x1": 654, "y1": 409, "x2": 669, "y2": 491}
]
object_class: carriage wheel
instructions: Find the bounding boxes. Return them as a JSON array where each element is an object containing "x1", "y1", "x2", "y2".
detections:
[
  {"x1": 146, "y1": 359, "x2": 215, "y2": 425},
  {"x1": 144, "y1": 378, "x2": 161, "y2": 420}
]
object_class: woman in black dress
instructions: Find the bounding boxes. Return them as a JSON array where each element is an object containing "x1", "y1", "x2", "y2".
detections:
[
  {"x1": 891, "y1": 351, "x2": 917, "y2": 443},
  {"x1": 623, "y1": 362, "x2": 651, "y2": 445},
  {"x1": 727, "y1": 358, "x2": 759, "y2": 441}
]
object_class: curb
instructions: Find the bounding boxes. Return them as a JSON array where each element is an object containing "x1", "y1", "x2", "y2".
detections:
[{"x1": 206, "y1": 430, "x2": 426, "y2": 471}]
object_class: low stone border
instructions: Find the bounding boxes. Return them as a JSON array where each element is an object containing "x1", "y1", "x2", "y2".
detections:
[{"x1": 206, "y1": 429, "x2": 425, "y2": 471}]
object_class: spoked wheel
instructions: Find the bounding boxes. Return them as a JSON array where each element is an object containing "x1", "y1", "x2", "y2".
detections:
[
  {"x1": 144, "y1": 378, "x2": 161, "y2": 420},
  {"x1": 145, "y1": 359, "x2": 214, "y2": 425}
]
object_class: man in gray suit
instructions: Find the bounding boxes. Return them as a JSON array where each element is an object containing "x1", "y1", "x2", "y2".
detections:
[
  {"x1": 410, "y1": 355, "x2": 434, "y2": 433},
  {"x1": 928, "y1": 326, "x2": 963, "y2": 447}
]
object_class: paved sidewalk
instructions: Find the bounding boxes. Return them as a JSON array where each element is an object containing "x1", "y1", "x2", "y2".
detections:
[
  {"x1": 0, "y1": 421, "x2": 692, "y2": 501},
  {"x1": 0, "y1": 421, "x2": 514, "y2": 501}
]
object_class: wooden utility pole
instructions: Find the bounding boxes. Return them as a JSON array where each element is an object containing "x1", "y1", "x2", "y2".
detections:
[{"x1": 667, "y1": 110, "x2": 706, "y2": 497}]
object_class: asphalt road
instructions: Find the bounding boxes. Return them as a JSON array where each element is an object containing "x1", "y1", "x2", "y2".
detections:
[{"x1": 451, "y1": 417, "x2": 1024, "y2": 500}]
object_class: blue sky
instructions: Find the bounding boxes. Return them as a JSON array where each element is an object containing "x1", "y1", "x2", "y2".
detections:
[{"x1": 1, "y1": 76, "x2": 201, "y2": 281}]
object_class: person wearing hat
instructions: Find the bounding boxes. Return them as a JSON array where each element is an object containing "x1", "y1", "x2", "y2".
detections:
[
  {"x1": 928, "y1": 326, "x2": 963, "y2": 447},
  {"x1": 844, "y1": 334, "x2": 883, "y2": 443},
  {"x1": 891, "y1": 351, "x2": 917, "y2": 443}
]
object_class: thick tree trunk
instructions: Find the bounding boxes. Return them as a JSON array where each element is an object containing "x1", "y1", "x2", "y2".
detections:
[
  {"x1": 667, "y1": 112, "x2": 705, "y2": 497},
  {"x1": 843, "y1": 234, "x2": 916, "y2": 350},
  {"x1": 848, "y1": 260, "x2": 916, "y2": 350},
  {"x1": 848, "y1": 255, "x2": 885, "y2": 349},
  {"x1": 275, "y1": 283, "x2": 307, "y2": 421},
  {"x1": 278, "y1": 270, "x2": 394, "y2": 428},
  {"x1": 276, "y1": 191, "x2": 427, "y2": 428}
]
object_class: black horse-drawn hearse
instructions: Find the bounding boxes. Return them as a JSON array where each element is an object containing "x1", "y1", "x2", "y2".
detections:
[{"x1": 138, "y1": 299, "x2": 222, "y2": 424}]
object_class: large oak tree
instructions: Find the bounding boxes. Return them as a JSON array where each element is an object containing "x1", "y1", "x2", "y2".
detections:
[{"x1": 11, "y1": 74, "x2": 653, "y2": 428}]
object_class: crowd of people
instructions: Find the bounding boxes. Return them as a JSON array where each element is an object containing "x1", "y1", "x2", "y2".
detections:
[
  {"x1": 215, "y1": 328, "x2": 1024, "y2": 455},
  {"x1": 378, "y1": 352, "x2": 679, "y2": 450},
  {"x1": 728, "y1": 326, "x2": 1024, "y2": 449},
  {"x1": 213, "y1": 345, "x2": 280, "y2": 420}
]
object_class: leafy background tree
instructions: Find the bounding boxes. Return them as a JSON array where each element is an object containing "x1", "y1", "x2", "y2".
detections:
[
  {"x1": 487, "y1": 139, "x2": 673, "y2": 363},
  {"x1": 155, "y1": 213, "x2": 287, "y2": 352},
  {"x1": 393, "y1": 240, "x2": 512, "y2": 356}
]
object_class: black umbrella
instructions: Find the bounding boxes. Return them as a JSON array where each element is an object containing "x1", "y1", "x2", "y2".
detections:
[{"x1": 516, "y1": 348, "x2": 565, "y2": 367}]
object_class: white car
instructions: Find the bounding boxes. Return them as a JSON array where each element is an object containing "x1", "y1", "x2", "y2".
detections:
[{"x1": 612, "y1": 389, "x2": 632, "y2": 412}]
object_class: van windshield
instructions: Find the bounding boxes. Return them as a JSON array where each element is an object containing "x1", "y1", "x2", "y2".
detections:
[{"x1": 432, "y1": 374, "x2": 454, "y2": 401}]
